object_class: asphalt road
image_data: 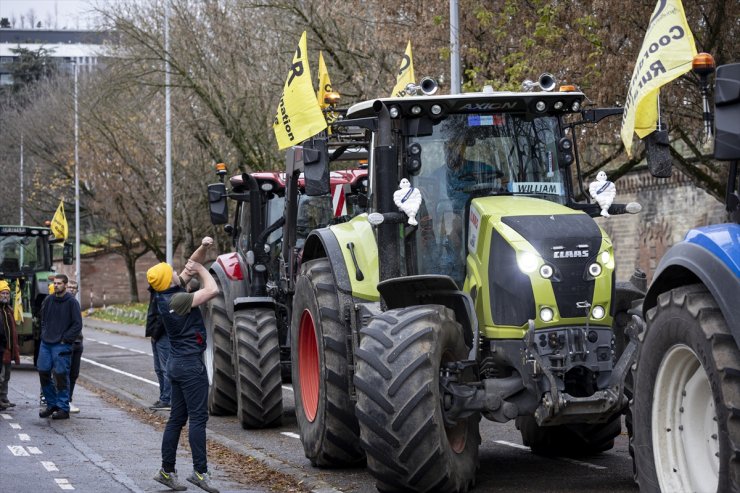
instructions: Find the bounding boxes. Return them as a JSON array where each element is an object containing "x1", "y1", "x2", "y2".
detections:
[{"x1": 72, "y1": 318, "x2": 639, "y2": 493}]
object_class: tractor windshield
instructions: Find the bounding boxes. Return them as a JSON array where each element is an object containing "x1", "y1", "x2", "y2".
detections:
[
  {"x1": 0, "y1": 234, "x2": 50, "y2": 274},
  {"x1": 409, "y1": 113, "x2": 566, "y2": 286}
]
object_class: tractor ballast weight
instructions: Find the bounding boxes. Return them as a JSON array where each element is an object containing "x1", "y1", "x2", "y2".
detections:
[{"x1": 291, "y1": 80, "x2": 646, "y2": 491}]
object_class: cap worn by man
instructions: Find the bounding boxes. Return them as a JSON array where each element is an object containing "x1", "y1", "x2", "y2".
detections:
[
  {"x1": 0, "y1": 280, "x2": 9, "y2": 293},
  {"x1": 147, "y1": 263, "x2": 174, "y2": 292}
]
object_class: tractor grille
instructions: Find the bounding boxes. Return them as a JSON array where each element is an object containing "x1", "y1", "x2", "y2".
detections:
[
  {"x1": 489, "y1": 230, "x2": 535, "y2": 326},
  {"x1": 502, "y1": 214, "x2": 602, "y2": 319}
]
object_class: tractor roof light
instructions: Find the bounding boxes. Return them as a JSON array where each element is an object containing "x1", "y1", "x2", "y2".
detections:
[
  {"x1": 559, "y1": 85, "x2": 576, "y2": 92},
  {"x1": 692, "y1": 52, "x2": 715, "y2": 76},
  {"x1": 431, "y1": 104, "x2": 443, "y2": 116},
  {"x1": 600, "y1": 251, "x2": 611, "y2": 265},
  {"x1": 215, "y1": 162, "x2": 227, "y2": 176},
  {"x1": 410, "y1": 105, "x2": 423, "y2": 115},
  {"x1": 571, "y1": 100, "x2": 581, "y2": 111},
  {"x1": 535, "y1": 100, "x2": 547, "y2": 112},
  {"x1": 553, "y1": 101, "x2": 564, "y2": 110},
  {"x1": 324, "y1": 91, "x2": 341, "y2": 106},
  {"x1": 389, "y1": 106, "x2": 400, "y2": 118}
]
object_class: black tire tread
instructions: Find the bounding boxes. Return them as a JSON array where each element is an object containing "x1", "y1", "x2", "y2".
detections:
[
  {"x1": 206, "y1": 282, "x2": 237, "y2": 415},
  {"x1": 233, "y1": 308, "x2": 283, "y2": 429}
]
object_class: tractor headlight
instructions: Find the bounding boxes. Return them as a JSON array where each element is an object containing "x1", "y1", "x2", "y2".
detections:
[
  {"x1": 389, "y1": 106, "x2": 400, "y2": 118},
  {"x1": 540, "y1": 307, "x2": 554, "y2": 322},
  {"x1": 600, "y1": 251, "x2": 610, "y2": 264},
  {"x1": 588, "y1": 262, "x2": 602, "y2": 277},
  {"x1": 518, "y1": 252, "x2": 539, "y2": 273},
  {"x1": 539, "y1": 264, "x2": 554, "y2": 279},
  {"x1": 592, "y1": 305, "x2": 606, "y2": 320}
]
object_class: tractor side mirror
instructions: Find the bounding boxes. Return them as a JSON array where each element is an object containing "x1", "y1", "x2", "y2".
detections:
[
  {"x1": 645, "y1": 127, "x2": 673, "y2": 177},
  {"x1": 714, "y1": 63, "x2": 740, "y2": 160},
  {"x1": 207, "y1": 182, "x2": 229, "y2": 225},
  {"x1": 303, "y1": 146, "x2": 330, "y2": 197},
  {"x1": 62, "y1": 242, "x2": 74, "y2": 265}
]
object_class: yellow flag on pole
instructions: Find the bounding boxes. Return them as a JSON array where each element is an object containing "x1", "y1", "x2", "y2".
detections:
[
  {"x1": 390, "y1": 41, "x2": 415, "y2": 97},
  {"x1": 14, "y1": 280, "x2": 23, "y2": 324},
  {"x1": 620, "y1": 0, "x2": 697, "y2": 157},
  {"x1": 51, "y1": 199, "x2": 68, "y2": 240},
  {"x1": 317, "y1": 51, "x2": 333, "y2": 109},
  {"x1": 273, "y1": 31, "x2": 327, "y2": 150}
]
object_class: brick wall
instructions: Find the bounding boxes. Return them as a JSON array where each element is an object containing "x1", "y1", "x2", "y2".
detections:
[{"x1": 599, "y1": 169, "x2": 726, "y2": 283}]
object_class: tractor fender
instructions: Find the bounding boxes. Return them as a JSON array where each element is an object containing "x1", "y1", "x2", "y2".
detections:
[
  {"x1": 233, "y1": 296, "x2": 275, "y2": 312},
  {"x1": 645, "y1": 241, "x2": 740, "y2": 346},
  {"x1": 377, "y1": 274, "x2": 478, "y2": 356},
  {"x1": 301, "y1": 228, "x2": 353, "y2": 294},
  {"x1": 210, "y1": 253, "x2": 248, "y2": 321}
]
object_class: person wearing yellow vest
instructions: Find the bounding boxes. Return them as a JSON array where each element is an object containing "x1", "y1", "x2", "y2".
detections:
[{"x1": 0, "y1": 280, "x2": 21, "y2": 411}]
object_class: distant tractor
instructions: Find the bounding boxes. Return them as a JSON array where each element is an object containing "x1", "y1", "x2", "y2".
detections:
[
  {"x1": 204, "y1": 141, "x2": 368, "y2": 429},
  {"x1": 631, "y1": 57, "x2": 740, "y2": 493},
  {"x1": 0, "y1": 225, "x2": 73, "y2": 364},
  {"x1": 289, "y1": 76, "x2": 645, "y2": 491}
]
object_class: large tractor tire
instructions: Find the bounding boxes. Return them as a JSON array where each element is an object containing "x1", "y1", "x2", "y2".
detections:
[
  {"x1": 516, "y1": 416, "x2": 621, "y2": 457},
  {"x1": 631, "y1": 284, "x2": 740, "y2": 492},
  {"x1": 203, "y1": 277, "x2": 237, "y2": 415},
  {"x1": 354, "y1": 305, "x2": 480, "y2": 493},
  {"x1": 233, "y1": 308, "x2": 283, "y2": 429},
  {"x1": 291, "y1": 258, "x2": 364, "y2": 467}
]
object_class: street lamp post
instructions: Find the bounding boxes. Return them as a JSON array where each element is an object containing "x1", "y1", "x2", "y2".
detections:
[
  {"x1": 74, "y1": 61, "x2": 81, "y2": 304},
  {"x1": 165, "y1": 0, "x2": 173, "y2": 264},
  {"x1": 450, "y1": 0, "x2": 461, "y2": 94},
  {"x1": 19, "y1": 134, "x2": 24, "y2": 226}
]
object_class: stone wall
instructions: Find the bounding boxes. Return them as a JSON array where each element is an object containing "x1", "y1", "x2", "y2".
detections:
[{"x1": 598, "y1": 168, "x2": 727, "y2": 283}]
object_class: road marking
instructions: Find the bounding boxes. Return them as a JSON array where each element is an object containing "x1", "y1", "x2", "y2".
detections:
[
  {"x1": 1, "y1": 413, "x2": 11, "y2": 419},
  {"x1": 42, "y1": 461, "x2": 59, "y2": 471},
  {"x1": 19, "y1": 433, "x2": 30, "y2": 441},
  {"x1": 8, "y1": 445, "x2": 29, "y2": 456},
  {"x1": 80, "y1": 357, "x2": 158, "y2": 386},
  {"x1": 86, "y1": 338, "x2": 152, "y2": 356},
  {"x1": 282, "y1": 385, "x2": 293, "y2": 392},
  {"x1": 10, "y1": 422, "x2": 21, "y2": 429},
  {"x1": 27, "y1": 446, "x2": 43, "y2": 454},
  {"x1": 494, "y1": 440, "x2": 607, "y2": 470},
  {"x1": 281, "y1": 432, "x2": 300, "y2": 439},
  {"x1": 55, "y1": 478, "x2": 75, "y2": 490},
  {"x1": 494, "y1": 440, "x2": 529, "y2": 451}
]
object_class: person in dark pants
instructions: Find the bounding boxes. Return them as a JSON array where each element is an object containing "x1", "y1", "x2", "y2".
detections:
[
  {"x1": 146, "y1": 286, "x2": 171, "y2": 410},
  {"x1": 148, "y1": 255, "x2": 219, "y2": 493},
  {"x1": 38, "y1": 274, "x2": 82, "y2": 420},
  {"x1": 66, "y1": 280, "x2": 83, "y2": 414}
]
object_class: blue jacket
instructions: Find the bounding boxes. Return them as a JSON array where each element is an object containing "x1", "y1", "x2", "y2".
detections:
[
  {"x1": 154, "y1": 286, "x2": 207, "y2": 358},
  {"x1": 41, "y1": 292, "x2": 82, "y2": 344}
]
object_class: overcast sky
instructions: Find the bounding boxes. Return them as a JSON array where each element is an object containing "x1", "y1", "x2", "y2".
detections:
[{"x1": 0, "y1": 0, "x2": 102, "y2": 29}]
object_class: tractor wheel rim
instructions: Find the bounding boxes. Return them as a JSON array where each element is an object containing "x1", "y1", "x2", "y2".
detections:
[
  {"x1": 298, "y1": 309, "x2": 319, "y2": 422},
  {"x1": 203, "y1": 303, "x2": 215, "y2": 385},
  {"x1": 652, "y1": 344, "x2": 719, "y2": 493}
]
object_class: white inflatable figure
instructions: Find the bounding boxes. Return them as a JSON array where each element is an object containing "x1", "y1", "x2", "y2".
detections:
[
  {"x1": 589, "y1": 171, "x2": 616, "y2": 217},
  {"x1": 393, "y1": 178, "x2": 422, "y2": 226}
]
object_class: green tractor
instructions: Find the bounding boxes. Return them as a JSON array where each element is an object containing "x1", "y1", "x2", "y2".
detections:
[
  {"x1": 290, "y1": 76, "x2": 645, "y2": 491},
  {"x1": 0, "y1": 225, "x2": 73, "y2": 364}
]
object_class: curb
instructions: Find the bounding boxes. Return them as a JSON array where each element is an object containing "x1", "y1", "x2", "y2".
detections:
[{"x1": 77, "y1": 374, "x2": 344, "y2": 493}]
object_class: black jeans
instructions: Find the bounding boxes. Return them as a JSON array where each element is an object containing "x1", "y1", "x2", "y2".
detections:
[
  {"x1": 69, "y1": 340, "x2": 84, "y2": 400},
  {"x1": 161, "y1": 355, "x2": 209, "y2": 473}
]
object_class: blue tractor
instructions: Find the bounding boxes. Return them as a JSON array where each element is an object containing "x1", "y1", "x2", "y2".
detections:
[{"x1": 631, "y1": 58, "x2": 740, "y2": 492}]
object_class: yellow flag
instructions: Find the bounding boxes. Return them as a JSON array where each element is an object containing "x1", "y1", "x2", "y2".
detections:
[
  {"x1": 390, "y1": 41, "x2": 415, "y2": 98},
  {"x1": 273, "y1": 31, "x2": 327, "y2": 150},
  {"x1": 14, "y1": 280, "x2": 23, "y2": 324},
  {"x1": 317, "y1": 51, "x2": 333, "y2": 109},
  {"x1": 620, "y1": 0, "x2": 696, "y2": 156},
  {"x1": 51, "y1": 200, "x2": 68, "y2": 240}
]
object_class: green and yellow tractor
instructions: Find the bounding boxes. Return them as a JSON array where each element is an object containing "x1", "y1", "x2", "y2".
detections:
[
  {"x1": 0, "y1": 225, "x2": 73, "y2": 365},
  {"x1": 289, "y1": 76, "x2": 645, "y2": 491}
]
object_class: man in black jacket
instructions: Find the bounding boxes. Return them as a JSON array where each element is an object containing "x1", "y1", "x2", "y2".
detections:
[
  {"x1": 38, "y1": 274, "x2": 82, "y2": 420},
  {"x1": 146, "y1": 286, "x2": 171, "y2": 410}
]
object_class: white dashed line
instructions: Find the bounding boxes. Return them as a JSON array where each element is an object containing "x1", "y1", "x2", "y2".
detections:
[
  {"x1": 86, "y1": 338, "x2": 152, "y2": 356},
  {"x1": 112, "y1": 344, "x2": 126, "y2": 350},
  {"x1": 281, "y1": 432, "x2": 300, "y2": 439},
  {"x1": 1, "y1": 413, "x2": 11, "y2": 419},
  {"x1": 95, "y1": 340, "x2": 111, "y2": 346},
  {"x1": 42, "y1": 461, "x2": 59, "y2": 472},
  {"x1": 494, "y1": 440, "x2": 607, "y2": 470},
  {"x1": 10, "y1": 422, "x2": 21, "y2": 429},
  {"x1": 55, "y1": 478, "x2": 75, "y2": 490},
  {"x1": 80, "y1": 357, "x2": 159, "y2": 386},
  {"x1": 27, "y1": 446, "x2": 43, "y2": 455},
  {"x1": 128, "y1": 348, "x2": 148, "y2": 354},
  {"x1": 19, "y1": 433, "x2": 30, "y2": 441},
  {"x1": 8, "y1": 445, "x2": 29, "y2": 456},
  {"x1": 282, "y1": 385, "x2": 293, "y2": 392}
]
